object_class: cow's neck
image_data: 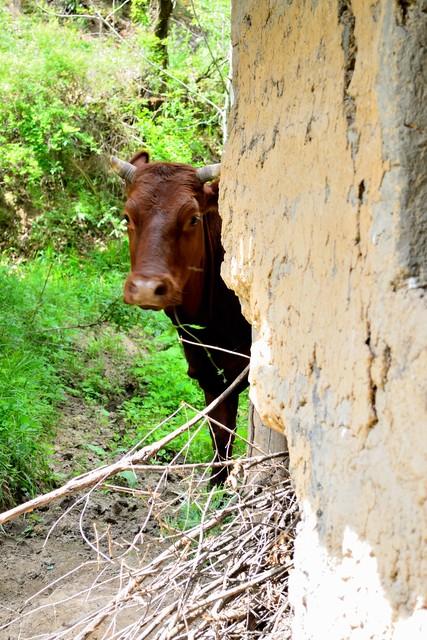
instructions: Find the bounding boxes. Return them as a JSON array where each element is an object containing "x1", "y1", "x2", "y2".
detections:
[{"x1": 180, "y1": 268, "x2": 206, "y2": 320}]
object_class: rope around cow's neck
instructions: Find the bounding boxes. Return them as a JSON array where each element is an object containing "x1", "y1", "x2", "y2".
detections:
[{"x1": 172, "y1": 308, "x2": 227, "y2": 383}]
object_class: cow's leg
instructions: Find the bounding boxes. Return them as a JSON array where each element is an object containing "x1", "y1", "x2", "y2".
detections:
[{"x1": 204, "y1": 390, "x2": 239, "y2": 486}]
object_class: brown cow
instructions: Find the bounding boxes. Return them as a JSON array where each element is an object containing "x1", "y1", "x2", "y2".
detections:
[{"x1": 111, "y1": 151, "x2": 251, "y2": 484}]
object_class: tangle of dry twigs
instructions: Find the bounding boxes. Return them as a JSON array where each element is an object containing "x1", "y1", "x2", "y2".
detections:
[
  {"x1": 1, "y1": 374, "x2": 297, "y2": 639},
  {"x1": 1, "y1": 452, "x2": 297, "y2": 640}
]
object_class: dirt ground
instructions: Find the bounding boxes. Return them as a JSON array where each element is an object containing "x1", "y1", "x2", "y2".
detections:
[{"x1": 0, "y1": 393, "x2": 171, "y2": 639}]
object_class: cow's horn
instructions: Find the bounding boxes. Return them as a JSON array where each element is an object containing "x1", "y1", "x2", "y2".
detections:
[
  {"x1": 196, "y1": 163, "x2": 221, "y2": 182},
  {"x1": 110, "y1": 156, "x2": 137, "y2": 183}
]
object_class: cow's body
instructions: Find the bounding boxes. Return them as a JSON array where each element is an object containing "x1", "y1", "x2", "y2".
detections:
[{"x1": 113, "y1": 152, "x2": 251, "y2": 483}]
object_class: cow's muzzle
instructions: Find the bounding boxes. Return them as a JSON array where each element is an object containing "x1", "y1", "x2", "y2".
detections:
[{"x1": 124, "y1": 274, "x2": 180, "y2": 309}]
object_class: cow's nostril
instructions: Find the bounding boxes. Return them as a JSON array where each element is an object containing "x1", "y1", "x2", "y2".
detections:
[{"x1": 154, "y1": 283, "x2": 167, "y2": 296}]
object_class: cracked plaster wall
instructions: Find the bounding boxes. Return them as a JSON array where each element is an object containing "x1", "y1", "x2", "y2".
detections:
[{"x1": 220, "y1": 1, "x2": 427, "y2": 638}]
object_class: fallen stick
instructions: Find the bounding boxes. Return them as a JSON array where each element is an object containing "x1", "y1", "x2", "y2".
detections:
[
  {"x1": 0, "y1": 365, "x2": 249, "y2": 526},
  {"x1": 121, "y1": 451, "x2": 288, "y2": 473}
]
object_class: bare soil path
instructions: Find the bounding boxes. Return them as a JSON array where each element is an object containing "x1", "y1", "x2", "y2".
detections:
[{"x1": 0, "y1": 387, "x2": 165, "y2": 639}]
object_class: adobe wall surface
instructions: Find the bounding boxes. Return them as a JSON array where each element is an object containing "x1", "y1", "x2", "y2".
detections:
[{"x1": 220, "y1": 1, "x2": 426, "y2": 638}]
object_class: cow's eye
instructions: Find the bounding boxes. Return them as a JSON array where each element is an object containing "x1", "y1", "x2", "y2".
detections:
[
  {"x1": 123, "y1": 214, "x2": 130, "y2": 225},
  {"x1": 190, "y1": 215, "x2": 201, "y2": 227}
]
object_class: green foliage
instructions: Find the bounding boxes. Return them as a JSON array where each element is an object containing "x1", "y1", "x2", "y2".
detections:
[
  {"x1": 133, "y1": 0, "x2": 230, "y2": 162},
  {"x1": 0, "y1": 265, "x2": 59, "y2": 506},
  {"x1": 131, "y1": 0, "x2": 150, "y2": 26},
  {"x1": 0, "y1": 9, "x2": 127, "y2": 248},
  {"x1": 163, "y1": 489, "x2": 230, "y2": 533},
  {"x1": 120, "y1": 335, "x2": 208, "y2": 461},
  {"x1": 0, "y1": 244, "x2": 134, "y2": 507},
  {"x1": 0, "y1": 1, "x2": 229, "y2": 250}
]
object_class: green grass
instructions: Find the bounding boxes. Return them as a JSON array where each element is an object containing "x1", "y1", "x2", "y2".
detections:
[
  {"x1": 0, "y1": 242, "x2": 248, "y2": 508},
  {"x1": 0, "y1": 243, "x2": 134, "y2": 506}
]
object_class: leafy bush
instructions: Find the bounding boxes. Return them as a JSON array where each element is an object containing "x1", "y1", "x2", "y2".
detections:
[
  {"x1": 0, "y1": 1, "x2": 229, "y2": 251},
  {"x1": 0, "y1": 10, "x2": 127, "y2": 248}
]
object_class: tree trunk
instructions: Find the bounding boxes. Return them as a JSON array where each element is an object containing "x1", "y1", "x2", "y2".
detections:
[{"x1": 149, "y1": 0, "x2": 174, "y2": 67}]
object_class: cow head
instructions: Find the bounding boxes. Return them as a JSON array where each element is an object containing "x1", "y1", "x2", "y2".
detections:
[{"x1": 111, "y1": 152, "x2": 221, "y2": 311}]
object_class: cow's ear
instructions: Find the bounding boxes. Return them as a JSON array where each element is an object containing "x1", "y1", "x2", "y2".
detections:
[
  {"x1": 203, "y1": 180, "x2": 219, "y2": 213},
  {"x1": 129, "y1": 150, "x2": 150, "y2": 168}
]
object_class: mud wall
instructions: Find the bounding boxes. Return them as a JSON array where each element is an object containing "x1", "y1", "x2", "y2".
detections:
[{"x1": 220, "y1": 1, "x2": 427, "y2": 638}]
